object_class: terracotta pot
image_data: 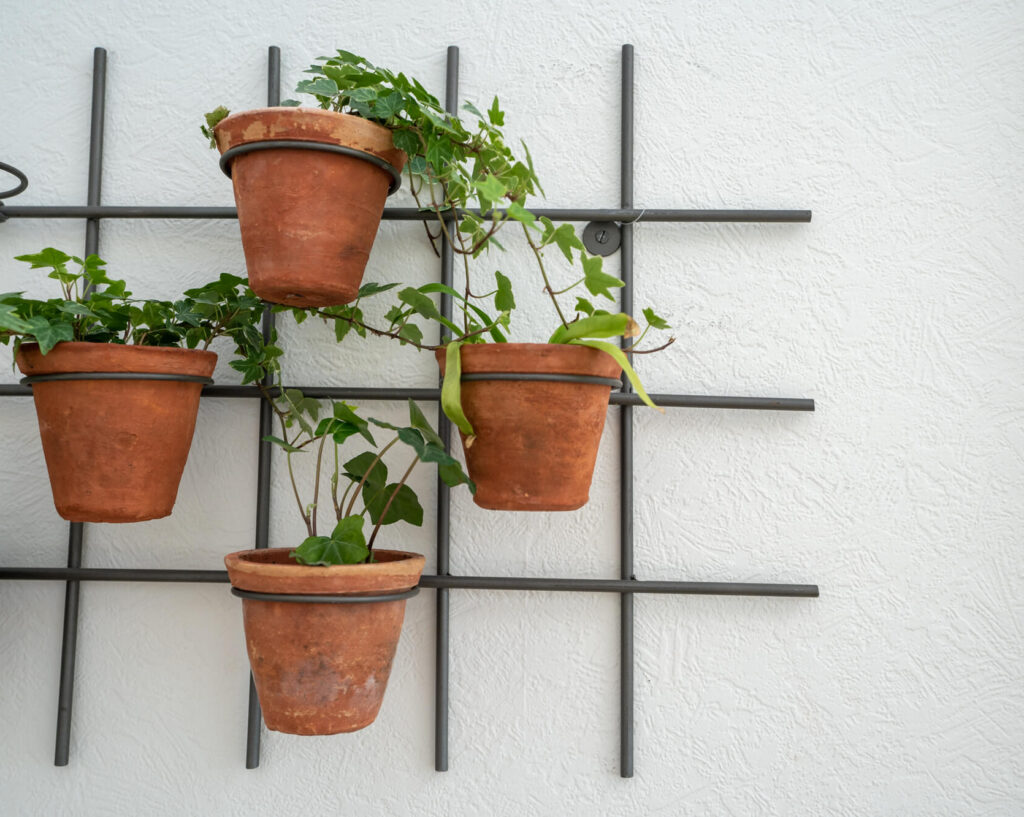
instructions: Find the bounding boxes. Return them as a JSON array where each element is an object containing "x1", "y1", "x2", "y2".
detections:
[
  {"x1": 436, "y1": 343, "x2": 622, "y2": 511},
  {"x1": 224, "y1": 547, "x2": 425, "y2": 735},
  {"x1": 16, "y1": 342, "x2": 216, "y2": 523},
  {"x1": 214, "y1": 108, "x2": 408, "y2": 307}
]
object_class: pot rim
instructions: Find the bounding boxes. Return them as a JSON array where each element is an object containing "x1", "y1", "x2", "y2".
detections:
[
  {"x1": 435, "y1": 342, "x2": 622, "y2": 379},
  {"x1": 15, "y1": 341, "x2": 218, "y2": 377},
  {"x1": 213, "y1": 107, "x2": 407, "y2": 172},
  {"x1": 215, "y1": 106, "x2": 394, "y2": 138},
  {"x1": 224, "y1": 548, "x2": 426, "y2": 595}
]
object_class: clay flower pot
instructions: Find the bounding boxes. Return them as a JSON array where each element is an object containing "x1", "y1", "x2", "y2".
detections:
[
  {"x1": 16, "y1": 342, "x2": 216, "y2": 523},
  {"x1": 224, "y1": 548, "x2": 425, "y2": 735},
  {"x1": 436, "y1": 343, "x2": 622, "y2": 511},
  {"x1": 214, "y1": 108, "x2": 407, "y2": 307}
]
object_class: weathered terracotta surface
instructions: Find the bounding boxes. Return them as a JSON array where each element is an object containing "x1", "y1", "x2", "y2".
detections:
[
  {"x1": 224, "y1": 548, "x2": 425, "y2": 735},
  {"x1": 436, "y1": 343, "x2": 622, "y2": 511},
  {"x1": 16, "y1": 342, "x2": 216, "y2": 523},
  {"x1": 214, "y1": 108, "x2": 408, "y2": 307}
]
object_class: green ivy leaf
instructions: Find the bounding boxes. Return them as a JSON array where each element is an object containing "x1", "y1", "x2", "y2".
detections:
[
  {"x1": 262, "y1": 434, "x2": 306, "y2": 454},
  {"x1": 397, "y1": 287, "x2": 460, "y2": 335},
  {"x1": 398, "y1": 322, "x2": 423, "y2": 346},
  {"x1": 474, "y1": 175, "x2": 507, "y2": 207},
  {"x1": 505, "y1": 201, "x2": 535, "y2": 229},
  {"x1": 230, "y1": 358, "x2": 267, "y2": 385},
  {"x1": 391, "y1": 129, "x2": 421, "y2": 157},
  {"x1": 356, "y1": 281, "x2": 399, "y2": 299},
  {"x1": 296, "y1": 76, "x2": 340, "y2": 98},
  {"x1": 343, "y1": 451, "x2": 388, "y2": 492},
  {"x1": 582, "y1": 255, "x2": 625, "y2": 301},
  {"x1": 25, "y1": 316, "x2": 73, "y2": 354},
  {"x1": 549, "y1": 223, "x2": 585, "y2": 262},
  {"x1": 494, "y1": 271, "x2": 515, "y2": 312},
  {"x1": 642, "y1": 307, "x2": 670, "y2": 330},
  {"x1": 407, "y1": 399, "x2": 444, "y2": 448},
  {"x1": 15, "y1": 247, "x2": 73, "y2": 270},
  {"x1": 0, "y1": 304, "x2": 32, "y2": 333},
  {"x1": 575, "y1": 297, "x2": 595, "y2": 316},
  {"x1": 375, "y1": 90, "x2": 404, "y2": 119},
  {"x1": 365, "y1": 482, "x2": 423, "y2": 526},
  {"x1": 438, "y1": 460, "x2": 475, "y2": 494},
  {"x1": 332, "y1": 401, "x2": 375, "y2": 445},
  {"x1": 548, "y1": 312, "x2": 639, "y2": 345},
  {"x1": 488, "y1": 96, "x2": 504, "y2": 126},
  {"x1": 290, "y1": 515, "x2": 369, "y2": 565},
  {"x1": 204, "y1": 106, "x2": 230, "y2": 129},
  {"x1": 441, "y1": 342, "x2": 475, "y2": 440}
]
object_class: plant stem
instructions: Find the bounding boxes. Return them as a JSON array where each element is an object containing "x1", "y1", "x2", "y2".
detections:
[
  {"x1": 367, "y1": 453, "x2": 419, "y2": 553},
  {"x1": 550, "y1": 277, "x2": 585, "y2": 295},
  {"x1": 339, "y1": 480, "x2": 354, "y2": 518},
  {"x1": 311, "y1": 433, "x2": 328, "y2": 536},
  {"x1": 311, "y1": 309, "x2": 439, "y2": 351},
  {"x1": 521, "y1": 222, "x2": 569, "y2": 329},
  {"x1": 331, "y1": 443, "x2": 341, "y2": 520},
  {"x1": 627, "y1": 336, "x2": 677, "y2": 355},
  {"x1": 408, "y1": 165, "x2": 441, "y2": 257},
  {"x1": 287, "y1": 451, "x2": 312, "y2": 537},
  {"x1": 310, "y1": 308, "x2": 503, "y2": 349},
  {"x1": 345, "y1": 436, "x2": 400, "y2": 517}
]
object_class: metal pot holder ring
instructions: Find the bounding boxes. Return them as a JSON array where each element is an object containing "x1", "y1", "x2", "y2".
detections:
[
  {"x1": 20, "y1": 372, "x2": 215, "y2": 386},
  {"x1": 461, "y1": 371, "x2": 623, "y2": 388},
  {"x1": 218, "y1": 140, "x2": 403, "y2": 195},
  {"x1": 231, "y1": 586, "x2": 420, "y2": 604}
]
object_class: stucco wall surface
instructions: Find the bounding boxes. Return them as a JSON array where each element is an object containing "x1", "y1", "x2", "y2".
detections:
[{"x1": 1, "y1": 0, "x2": 1022, "y2": 814}]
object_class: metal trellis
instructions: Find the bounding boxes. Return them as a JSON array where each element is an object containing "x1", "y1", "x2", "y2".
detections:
[{"x1": 0, "y1": 44, "x2": 817, "y2": 778}]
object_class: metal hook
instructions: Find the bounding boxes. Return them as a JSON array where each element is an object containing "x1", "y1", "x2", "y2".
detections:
[{"x1": 0, "y1": 161, "x2": 29, "y2": 200}]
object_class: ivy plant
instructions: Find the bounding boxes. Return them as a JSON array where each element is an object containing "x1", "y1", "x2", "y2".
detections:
[
  {"x1": 254, "y1": 360, "x2": 473, "y2": 566},
  {"x1": 204, "y1": 50, "x2": 675, "y2": 435},
  {"x1": 0, "y1": 248, "x2": 266, "y2": 359}
]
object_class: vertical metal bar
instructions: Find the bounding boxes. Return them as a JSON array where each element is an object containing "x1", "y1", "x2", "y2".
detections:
[
  {"x1": 54, "y1": 46, "x2": 106, "y2": 767},
  {"x1": 243, "y1": 44, "x2": 280, "y2": 771},
  {"x1": 435, "y1": 43, "x2": 459, "y2": 774},
  {"x1": 619, "y1": 43, "x2": 636, "y2": 780}
]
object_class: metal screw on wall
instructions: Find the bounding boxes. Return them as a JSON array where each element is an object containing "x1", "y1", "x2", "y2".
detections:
[{"x1": 582, "y1": 220, "x2": 623, "y2": 256}]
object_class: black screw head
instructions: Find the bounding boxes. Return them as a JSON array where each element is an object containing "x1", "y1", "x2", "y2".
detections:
[{"x1": 582, "y1": 221, "x2": 622, "y2": 257}]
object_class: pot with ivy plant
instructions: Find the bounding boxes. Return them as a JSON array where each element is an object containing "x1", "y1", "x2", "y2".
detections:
[
  {"x1": 0, "y1": 249, "x2": 264, "y2": 523},
  {"x1": 202, "y1": 49, "x2": 415, "y2": 307},
  {"x1": 276, "y1": 51, "x2": 675, "y2": 511},
  {"x1": 225, "y1": 339, "x2": 473, "y2": 733}
]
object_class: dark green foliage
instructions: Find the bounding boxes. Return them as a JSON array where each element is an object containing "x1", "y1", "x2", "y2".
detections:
[
  {"x1": 253, "y1": 333, "x2": 475, "y2": 564},
  {"x1": 199, "y1": 51, "x2": 676, "y2": 433},
  {"x1": 0, "y1": 249, "x2": 266, "y2": 360}
]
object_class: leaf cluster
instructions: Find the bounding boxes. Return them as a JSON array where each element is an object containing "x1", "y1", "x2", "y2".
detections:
[
  {"x1": 0, "y1": 249, "x2": 266, "y2": 358},
  {"x1": 273, "y1": 52, "x2": 673, "y2": 346},
  {"x1": 259, "y1": 371, "x2": 474, "y2": 565},
  {"x1": 203, "y1": 51, "x2": 676, "y2": 439}
]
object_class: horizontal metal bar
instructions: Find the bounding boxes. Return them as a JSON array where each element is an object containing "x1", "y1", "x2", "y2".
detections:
[
  {"x1": 0, "y1": 566, "x2": 818, "y2": 597},
  {"x1": 0, "y1": 205, "x2": 811, "y2": 223},
  {"x1": 0, "y1": 567, "x2": 228, "y2": 582},
  {"x1": 0, "y1": 382, "x2": 814, "y2": 411},
  {"x1": 422, "y1": 575, "x2": 818, "y2": 597},
  {"x1": 1, "y1": 206, "x2": 239, "y2": 219}
]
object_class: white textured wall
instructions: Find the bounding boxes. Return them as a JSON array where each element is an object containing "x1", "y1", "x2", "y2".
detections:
[{"x1": 1, "y1": 1, "x2": 1022, "y2": 813}]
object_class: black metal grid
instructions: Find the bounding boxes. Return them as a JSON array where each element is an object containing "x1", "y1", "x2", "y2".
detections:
[{"x1": 0, "y1": 45, "x2": 817, "y2": 778}]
